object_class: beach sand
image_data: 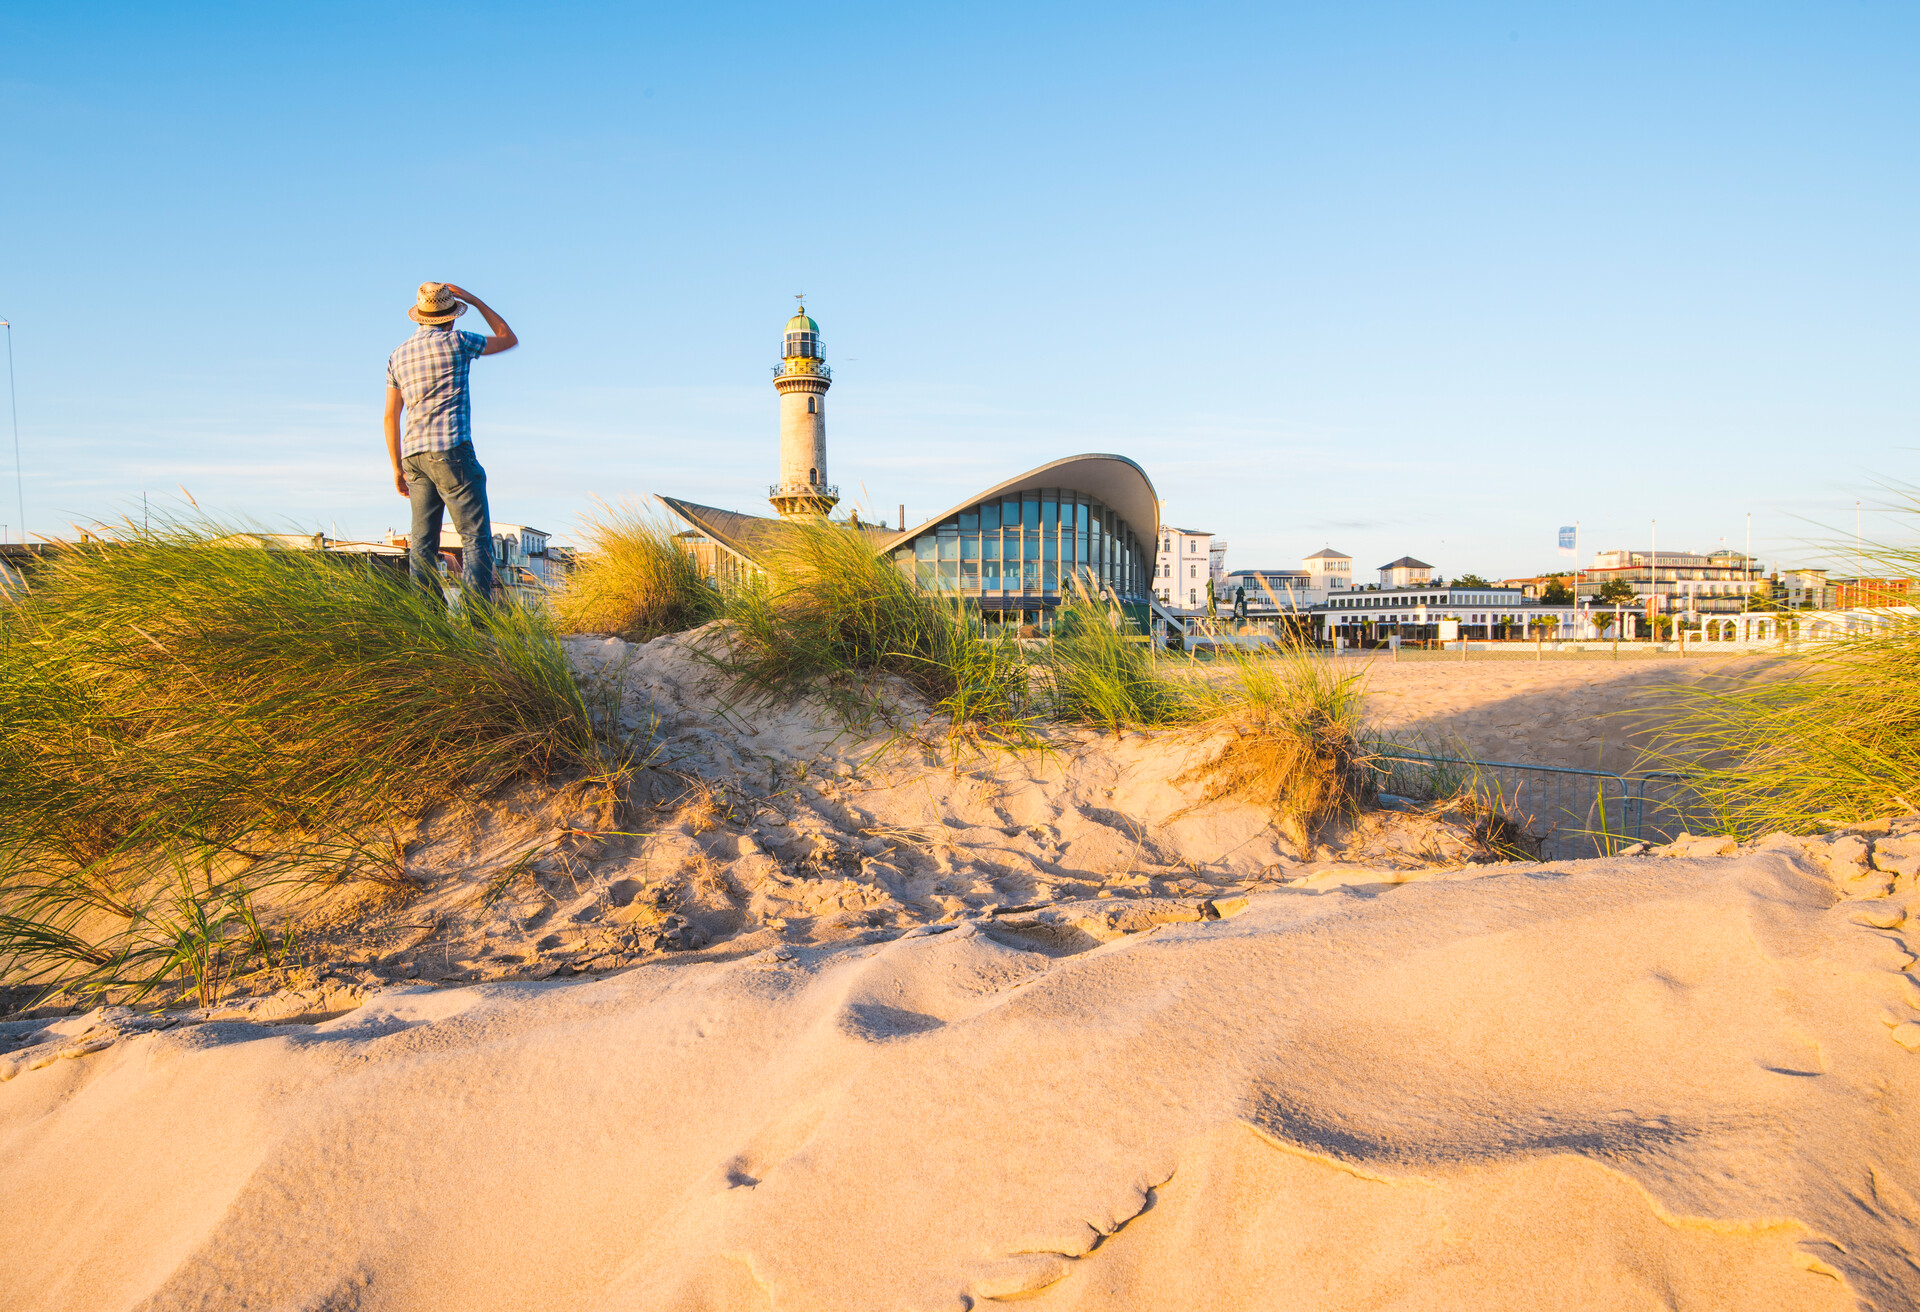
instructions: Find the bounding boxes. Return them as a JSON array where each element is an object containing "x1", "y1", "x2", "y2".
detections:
[
  {"x1": 3, "y1": 845, "x2": 1914, "y2": 1309},
  {"x1": 3, "y1": 637, "x2": 1915, "y2": 1309}
]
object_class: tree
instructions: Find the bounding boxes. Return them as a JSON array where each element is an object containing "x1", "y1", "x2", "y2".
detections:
[
  {"x1": 1595, "y1": 578, "x2": 1637, "y2": 606},
  {"x1": 1540, "y1": 579, "x2": 1574, "y2": 605},
  {"x1": 1453, "y1": 573, "x2": 1493, "y2": 589}
]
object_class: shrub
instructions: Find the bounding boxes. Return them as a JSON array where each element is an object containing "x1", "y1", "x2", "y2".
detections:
[{"x1": 552, "y1": 503, "x2": 723, "y2": 641}]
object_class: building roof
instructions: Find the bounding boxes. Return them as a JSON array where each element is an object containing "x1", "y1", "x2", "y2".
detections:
[
  {"x1": 785, "y1": 310, "x2": 820, "y2": 335},
  {"x1": 655, "y1": 496, "x2": 890, "y2": 568},
  {"x1": 1379, "y1": 556, "x2": 1433, "y2": 570},
  {"x1": 880, "y1": 454, "x2": 1161, "y2": 553},
  {"x1": 655, "y1": 497, "x2": 792, "y2": 566},
  {"x1": 1226, "y1": 568, "x2": 1310, "y2": 577},
  {"x1": 1304, "y1": 548, "x2": 1350, "y2": 560}
]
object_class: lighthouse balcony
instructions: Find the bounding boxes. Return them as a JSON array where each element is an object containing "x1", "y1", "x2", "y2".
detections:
[
  {"x1": 769, "y1": 482, "x2": 839, "y2": 501},
  {"x1": 772, "y1": 361, "x2": 831, "y2": 381}
]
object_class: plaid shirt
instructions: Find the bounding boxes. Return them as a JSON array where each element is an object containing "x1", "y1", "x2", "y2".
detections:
[{"x1": 386, "y1": 325, "x2": 489, "y2": 455}]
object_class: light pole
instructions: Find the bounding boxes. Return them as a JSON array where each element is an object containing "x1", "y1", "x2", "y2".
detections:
[{"x1": 1, "y1": 321, "x2": 19, "y2": 545}]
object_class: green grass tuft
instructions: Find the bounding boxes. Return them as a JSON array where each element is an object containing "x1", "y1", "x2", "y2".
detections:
[
  {"x1": 711, "y1": 517, "x2": 1031, "y2": 736},
  {"x1": 552, "y1": 502, "x2": 723, "y2": 641},
  {"x1": 1040, "y1": 585, "x2": 1190, "y2": 731},
  {"x1": 1182, "y1": 641, "x2": 1377, "y2": 852},
  {"x1": 1654, "y1": 495, "x2": 1920, "y2": 836}
]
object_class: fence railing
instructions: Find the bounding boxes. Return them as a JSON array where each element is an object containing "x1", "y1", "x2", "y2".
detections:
[{"x1": 1372, "y1": 750, "x2": 1701, "y2": 862}]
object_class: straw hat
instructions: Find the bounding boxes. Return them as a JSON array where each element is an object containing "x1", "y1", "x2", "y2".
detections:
[{"x1": 409, "y1": 283, "x2": 468, "y2": 325}]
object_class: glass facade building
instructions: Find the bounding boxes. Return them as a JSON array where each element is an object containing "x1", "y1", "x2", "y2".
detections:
[
  {"x1": 664, "y1": 455, "x2": 1161, "y2": 632},
  {"x1": 888, "y1": 485, "x2": 1150, "y2": 624}
]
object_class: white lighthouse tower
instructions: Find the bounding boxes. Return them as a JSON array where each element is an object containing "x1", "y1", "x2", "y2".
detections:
[{"x1": 768, "y1": 301, "x2": 837, "y2": 519}]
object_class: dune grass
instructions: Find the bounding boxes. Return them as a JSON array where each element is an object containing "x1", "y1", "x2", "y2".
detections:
[
  {"x1": 710, "y1": 525, "x2": 1377, "y2": 839},
  {"x1": 1182, "y1": 641, "x2": 1377, "y2": 852},
  {"x1": 0, "y1": 520, "x2": 600, "y2": 1003},
  {"x1": 1659, "y1": 597, "x2": 1920, "y2": 837},
  {"x1": 1041, "y1": 586, "x2": 1190, "y2": 732},
  {"x1": 711, "y1": 517, "x2": 1031, "y2": 736},
  {"x1": 552, "y1": 503, "x2": 723, "y2": 642}
]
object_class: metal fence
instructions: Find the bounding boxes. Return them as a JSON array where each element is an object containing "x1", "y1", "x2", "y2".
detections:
[{"x1": 1372, "y1": 751, "x2": 1702, "y2": 862}]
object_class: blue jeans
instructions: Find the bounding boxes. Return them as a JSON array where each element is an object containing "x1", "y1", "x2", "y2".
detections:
[{"x1": 403, "y1": 442, "x2": 494, "y2": 605}]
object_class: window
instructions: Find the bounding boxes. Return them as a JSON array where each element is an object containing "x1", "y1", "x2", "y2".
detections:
[
  {"x1": 1189, "y1": 588, "x2": 1197, "y2": 606},
  {"x1": 1189, "y1": 563, "x2": 1197, "y2": 578},
  {"x1": 806, "y1": 396, "x2": 817, "y2": 414},
  {"x1": 808, "y1": 467, "x2": 817, "y2": 485}
]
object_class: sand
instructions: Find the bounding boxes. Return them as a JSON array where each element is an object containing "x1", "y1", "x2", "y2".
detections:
[
  {"x1": 129, "y1": 633, "x2": 1533, "y2": 1000},
  {"x1": 1335, "y1": 652, "x2": 1773, "y2": 775},
  {"x1": 3, "y1": 636, "x2": 1917, "y2": 1308},
  {"x1": 3, "y1": 845, "x2": 1916, "y2": 1309}
]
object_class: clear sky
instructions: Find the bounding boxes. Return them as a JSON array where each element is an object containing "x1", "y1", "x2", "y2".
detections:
[{"x1": 2, "y1": 1, "x2": 1913, "y2": 577}]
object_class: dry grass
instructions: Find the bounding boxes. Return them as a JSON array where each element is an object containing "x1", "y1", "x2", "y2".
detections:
[
  {"x1": 1182, "y1": 642, "x2": 1377, "y2": 852},
  {"x1": 552, "y1": 503, "x2": 723, "y2": 641}
]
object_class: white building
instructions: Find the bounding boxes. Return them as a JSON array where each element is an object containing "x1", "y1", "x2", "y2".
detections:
[
  {"x1": 1378, "y1": 556, "x2": 1435, "y2": 588},
  {"x1": 1579, "y1": 549, "x2": 1764, "y2": 616},
  {"x1": 1318, "y1": 582, "x2": 1588, "y2": 643},
  {"x1": 1154, "y1": 523, "x2": 1225, "y2": 613},
  {"x1": 1775, "y1": 568, "x2": 1830, "y2": 609},
  {"x1": 423, "y1": 523, "x2": 563, "y2": 590},
  {"x1": 1223, "y1": 568, "x2": 1317, "y2": 615},
  {"x1": 1303, "y1": 547, "x2": 1352, "y2": 595}
]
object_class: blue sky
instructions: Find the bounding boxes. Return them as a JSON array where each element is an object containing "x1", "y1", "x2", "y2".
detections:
[{"x1": 2, "y1": 1, "x2": 1913, "y2": 577}]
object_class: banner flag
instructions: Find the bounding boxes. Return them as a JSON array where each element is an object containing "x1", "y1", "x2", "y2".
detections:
[{"x1": 1557, "y1": 525, "x2": 1577, "y2": 557}]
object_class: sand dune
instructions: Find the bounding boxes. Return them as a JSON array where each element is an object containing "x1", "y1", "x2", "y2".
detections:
[{"x1": 4, "y1": 847, "x2": 1915, "y2": 1310}]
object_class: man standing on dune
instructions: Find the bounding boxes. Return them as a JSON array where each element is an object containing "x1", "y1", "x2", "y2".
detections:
[{"x1": 384, "y1": 282, "x2": 518, "y2": 606}]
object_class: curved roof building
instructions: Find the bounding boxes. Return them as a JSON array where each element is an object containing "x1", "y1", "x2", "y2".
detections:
[
  {"x1": 872, "y1": 454, "x2": 1157, "y2": 619},
  {"x1": 661, "y1": 305, "x2": 1161, "y2": 624}
]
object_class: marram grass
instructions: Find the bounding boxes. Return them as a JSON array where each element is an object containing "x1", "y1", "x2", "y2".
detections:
[
  {"x1": 709, "y1": 516, "x2": 1031, "y2": 735},
  {"x1": 1182, "y1": 641, "x2": 1377, "y2": 852},
  {"x1": 1655, "y1": 495, "x2": 1920, "y2": 836},
  {"x1": 552, "y1": 503, "x2": 723, "y2": 642},
  {"x1": 1041, "y1": 585, "x2": 1190, "y2": 732},
  {"x1": 1660, "y1": 615, "x2": 1920, "y2": 836},
  {"x1": 0, "y1": 519, "x2": 599, "y2": 1003}
]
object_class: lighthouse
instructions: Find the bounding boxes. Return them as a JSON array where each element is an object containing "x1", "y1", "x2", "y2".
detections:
[{"x1": 768, "y1": 301, "x2": 838, "y2": 519}]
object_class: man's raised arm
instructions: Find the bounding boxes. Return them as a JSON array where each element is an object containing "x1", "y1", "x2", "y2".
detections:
[{"x1": 443, "y1": 284, "x2": 518, "y2": 355}]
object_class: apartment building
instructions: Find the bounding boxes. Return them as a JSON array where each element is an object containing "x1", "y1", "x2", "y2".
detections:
[
  {"x1": 1154, "y1": 525, "x2": 1225, "y2": 612},
  {"x1": 1772, "y1": 568, "x2": 1830, "y2": 609},
  {"x1": 1829, "y1": 576, "x2": 1916, "y2": 609},
  {"x1": 1578, "y1": 549, "x2": 1764, "y2": 615}
]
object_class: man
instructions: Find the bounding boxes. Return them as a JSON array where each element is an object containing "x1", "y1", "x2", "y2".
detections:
[{"x1": 384, "y1": 282, "x2": 518, "y2": 605}]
